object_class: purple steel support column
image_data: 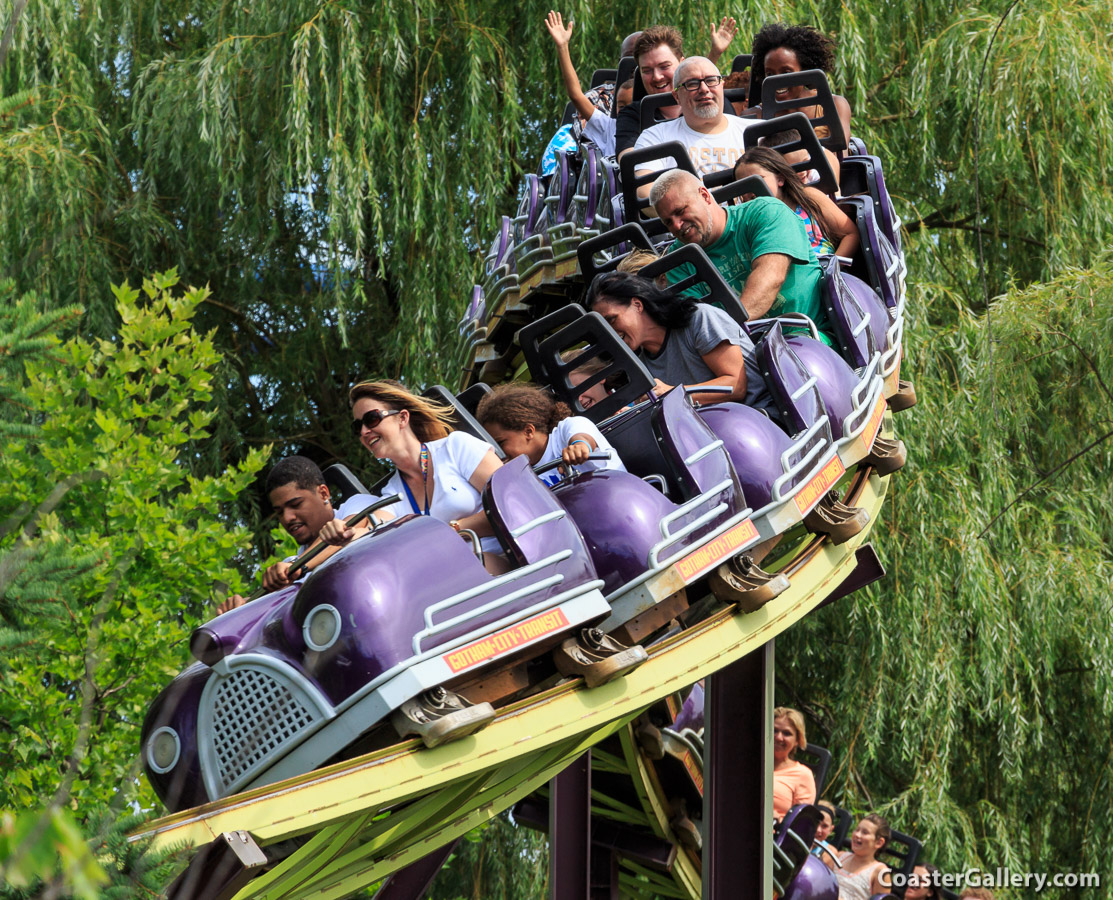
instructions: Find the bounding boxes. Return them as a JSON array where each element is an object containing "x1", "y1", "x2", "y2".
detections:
[
  {"x1": 702, "y1": 641, "x2": 774, "y2": 898},
  {"x1": 372, "y1": 839, "x2": 458, "y2": 900},
  {"x1": 590, "y1": 847, "x2": 619, "y2": 900},
  {"x1": 549, "y1": 752, "x2": 592, "y2": 900}
]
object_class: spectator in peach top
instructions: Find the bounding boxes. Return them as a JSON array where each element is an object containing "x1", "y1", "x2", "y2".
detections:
[{"x1": 772, "y1": 705, "x2": 816, "y2": 820}]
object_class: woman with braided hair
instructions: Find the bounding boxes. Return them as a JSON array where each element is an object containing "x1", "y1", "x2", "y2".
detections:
[{"x1": 476, "y1": 383, "x2": 626, "y2": 486}]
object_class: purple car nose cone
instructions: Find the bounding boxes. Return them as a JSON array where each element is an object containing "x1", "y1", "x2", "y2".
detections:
[
  {"x1": 783, "y1": 855, "x2": 839, "y2": 900},
  {"x1": 784, "y1": 336, "x2": 862, "y2": 440},
  {"x1": 697, "y1": 402, "x2": 793, "y2": 509}
]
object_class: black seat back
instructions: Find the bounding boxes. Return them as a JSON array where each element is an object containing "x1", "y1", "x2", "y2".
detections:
[
  {"x1": 639, "y1": 245, "x2": 750, "y2": 328},
  {"x1": 795, "y1": 743, "x2": 832, "y2": 797},
  {"x1": 760, "y1": 70, "x2": 846, "y2": 152},
  {"x1": 590, "y1": 67, "x2": 617, "y2": 89},
  {"x1": 731, "y1": 53, "x2": 752, "y2": 74},
  {"x1": 323, "y1": 463, "x2": 373, "y2": 503},
  {"x1": 710, "y1": 173, "x2": 773, "y2": 207},
  {"x1": 423, "y1": 385, "x2": 505, "y2": 458},
  {"x1": 742, "y1": 112, "x2": 838, "y2": 195},
  {"x1": 516, "y1": 304, "x2": 655, "y2": 423},
  {"x1": 877, "y1": 828, "x2": 923, "y2": 888},
  {"x1": 619, "y1": 140, "x2": 696, "y2": 239},
  {"x1": 613, "y1": 56, "x2": 637, "y2": 117},
  {"x1": 638, "y1": 92, "x2": 679, "y2": 133},
  {"x1": 576, "y1": 222, "x2": 655, "y2": 282}
]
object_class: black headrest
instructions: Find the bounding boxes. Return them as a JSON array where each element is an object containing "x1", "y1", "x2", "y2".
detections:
[
  {"x1": 618, "y1": 140, "x2": 696, "y2": 238},
  {"x1": 323, "y1": 463, "x2": 373, "y2": 503},
  {"x1": 638, "y1": 92, "x2": 679, "y2": 133},
  {"x1": 422, "y1": 385, "x2": 505, "y2": 458},
  {"x1": 730, "y1": 53, "x2": 752, "y2": 74},
  {"x1": 742, "y1": 112, "x2": 838, "y2": 196},
  {"x1": 516, "y1": 304, "x2": 655, "y2": 422},
  {"x1": 576, "y1": 222, "x2": 655, "y2": 282},
  {"x1": 639, "y1": 245, "x2": 749, "y2": 327},
  {"x1": 590, "y1": 67, "x2": 618, "y2": 89},
  {"x1": 709, "y1": 174, "x2": 773, "y2": 206},
  {"x1": 759, "y1": 69, "x2": 846, "y2": 151}
]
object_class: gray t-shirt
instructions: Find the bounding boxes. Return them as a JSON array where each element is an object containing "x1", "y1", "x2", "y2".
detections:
[{"x1": 640, "y1": 304, "x2": 773, "y2": 412}]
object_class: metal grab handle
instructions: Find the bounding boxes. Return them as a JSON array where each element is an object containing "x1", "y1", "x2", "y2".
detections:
[
  {"x1": 531, "y1": 449, "x2": 612, "y2": 478},
  {"x1": 683, "y1": 384, "x2": 732, "y2": 395},
  {"x1": 457, "y1": 527, "x2": 484, "y2": 564}
]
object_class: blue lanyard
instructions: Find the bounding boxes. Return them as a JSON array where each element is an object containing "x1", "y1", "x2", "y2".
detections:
[{"x1": 400, "y1": 444, "x2": 431, "y2": 515}]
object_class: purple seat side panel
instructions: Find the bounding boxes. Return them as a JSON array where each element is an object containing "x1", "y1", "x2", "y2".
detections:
[
  {"x1": 697, "y1": 403, "x2": 794, "y2": 510},
  {"x1": 783, "y1": 336, "x2": 860, "y2": 441},
  {"x1": 554, "y1": 469, "x2": 681, "y2": 594}
]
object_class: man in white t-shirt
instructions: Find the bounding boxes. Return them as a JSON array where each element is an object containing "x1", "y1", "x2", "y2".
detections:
[{"x1": 633, "y1": 56, "x2": 753, "y2": 185}]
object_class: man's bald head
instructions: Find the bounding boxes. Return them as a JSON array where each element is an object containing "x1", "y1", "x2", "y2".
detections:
[
  {"x1": 673, "y1": 56, "x2": 715, "y2": 90},
  {"x1": 620, "y1": 31, "x2": 642, "y2": 59}
]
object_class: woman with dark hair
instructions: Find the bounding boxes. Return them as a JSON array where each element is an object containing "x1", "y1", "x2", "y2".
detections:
[
  {"x1": 585, "y1": 271, "x2": 772, "y2": 410},
  {"x1": 904, "y1": 863, "x2": 943, "y2": 900},
  {"x1": 735, "y1": 147, "x2": 858, "y2": 258},
  {"x1": 748, "y1": 23, "x2": 853, "y2": 149},
  {"x1": 319, "y1": 380, "x2": 508, "y2": 573},
  {"x1": 475, "y1": 383, "x2": 625, "y2": 485}
]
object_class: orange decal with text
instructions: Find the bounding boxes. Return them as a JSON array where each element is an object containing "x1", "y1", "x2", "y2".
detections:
[
  {"x1": 683, "y1": 752, "x2": 705, "y2": 793},
  {"x1": 443, "y1": 609, "x2": 570, "y2": 673},
  {"x1": 675, "y1": 519, "x2": 759, "y2": 582},
  {"x1": 794, "y1": 456, "x2": 847, "y2": 515},
  {"x1": 862, "y1": 395, "x2": 887, "y2": 450}
]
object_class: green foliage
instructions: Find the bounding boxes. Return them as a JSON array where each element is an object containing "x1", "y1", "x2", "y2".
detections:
[
  {"x1": 0, "y1": 808, "x2": 107, "y2": 900},
  {"x1": 0, "y1": 273, "x2": 266, "y2": 894},
  {"x1": 427, "y1": 813, "x2": 548, "y2": 900},
  {"x1": 780, "y1": 255, "x2": 1113, "y2": 891},
  {"x1": 3, "y1": 1, "x2": 1113, "y2": 896},
  {"x1": 5, "y1": 0, "x2": 1108, "y2": 472}
]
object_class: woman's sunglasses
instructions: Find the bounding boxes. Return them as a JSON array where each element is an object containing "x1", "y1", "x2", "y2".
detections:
[{"x1": 350, "y1": 408, "x2": 401, "y2": 437}]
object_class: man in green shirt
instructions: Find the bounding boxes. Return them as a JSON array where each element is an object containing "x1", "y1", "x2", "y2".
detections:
[{"x1": 648, "y1": 169, "x2": 832, "y2": 345}]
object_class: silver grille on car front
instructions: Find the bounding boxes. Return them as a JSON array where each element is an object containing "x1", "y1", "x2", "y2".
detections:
[{"x1": 199, "y1": 662, "x2": 330, "y2": 798}]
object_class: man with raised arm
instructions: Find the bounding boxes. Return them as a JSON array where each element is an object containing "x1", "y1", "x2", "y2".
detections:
[
  {"x1": 632, "y1": 55, "x2": 755, "y2": 182},
  {"x1": 215, "y1": 456, "x2": 392, "y2": 614},
  {"x1": 648, "y1": 169, "x2": 833, "y2": 344}
]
